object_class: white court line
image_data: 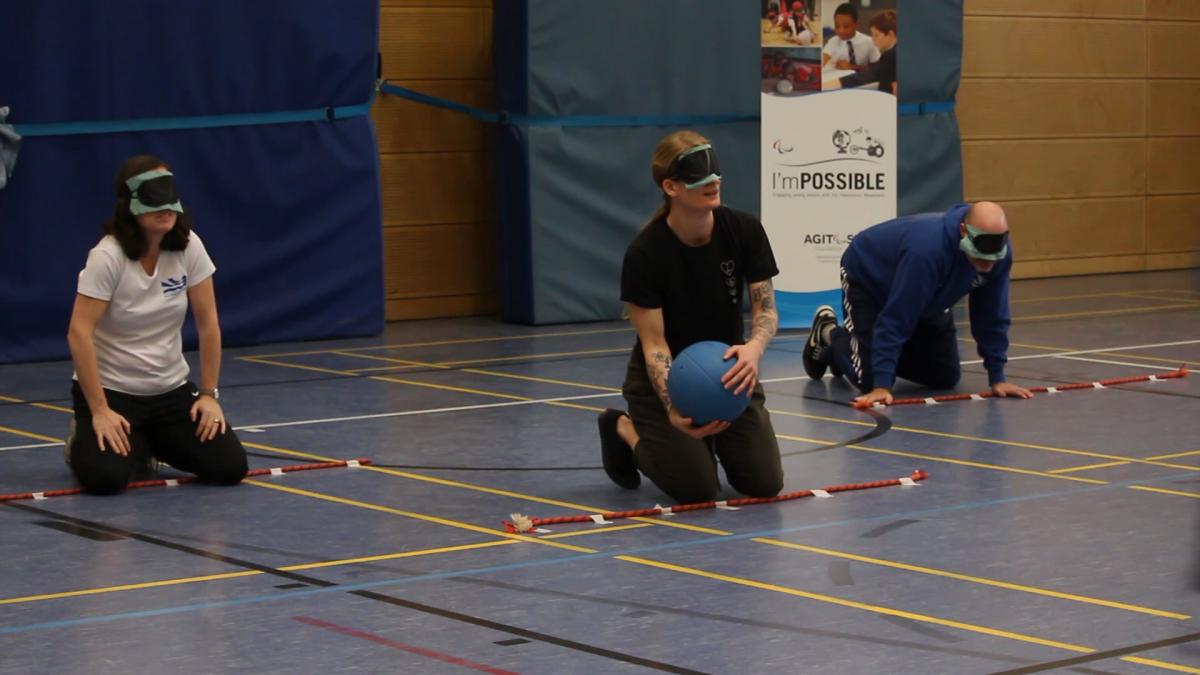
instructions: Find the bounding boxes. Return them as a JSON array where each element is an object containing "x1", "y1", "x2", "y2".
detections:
[
  {"x1": 0, "y1": 441, "x2": 62, "y2": 452},
  {"x1": 230, "y1": 391, "x2": 621, "y2": 431},
  {"x1": 1052, "y1": 355, "x2": 1182, "y2": 371},
  {"x1": 2, "y1": 339, "x2": 1194, "y2": 445},
  {"x1": 961, "y1": 338, "x2": 1200, "y2": 365}
]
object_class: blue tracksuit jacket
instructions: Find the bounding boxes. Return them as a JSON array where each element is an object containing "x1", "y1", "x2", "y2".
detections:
[{"x1": 840, "y1": 203, "x2": 1012, "y2": 389}]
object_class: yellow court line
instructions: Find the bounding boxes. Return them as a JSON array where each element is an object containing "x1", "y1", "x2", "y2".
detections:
[
  {"x1": 34, "y1": 402, "x2": 73, "y2": 413},
  {"x1": 241, "y1": 441, "x2": 732, "y2": 536},
  {"x1": 243, "y1": 479, "x2": 596, "y2": 553},
  {"x1": 776, "y1": 433, "x2": 1107, "y2": 485},
  {"x1": 1122, "y1": 656, "x2": 1200, "y2": 674},
  {"x1": 1008, "y1": 289, "x2": 1173, "y2": 305},
  {"x1": 0, "y1": 394, "x2": 76, "y2": 414},
  {"x1": 368, "y1": 376, "x2": 532, "y2": 401},
  {"x1": 771, "y1": 410, "x2": 1200, "y2": 472},
  {"x1": 1049, "y1": 461, "x2": 1129, "y2": 474},
  {"x1": 1097, "y1": 351, "x2": 1200, "y2": 367},
  {"x1": 460, "y1": 369, "x2": 621, "y2": 392},
  {"x1": 1116, "y1": 292, "x2": 1200, "y2": 304},
  {"x1": 240, "y1": 326, "x2": 634, "y2": 359},
  {"x1": 1130, "y1": 485, "x2": 1200, "y2": 500},
  {"x1": 953, "y1": 302, "x2": 1200, "y2": 328},
  {"x1": 1149, "y1": 449, "x2": 1200, "y2": 461},
  {"x1": 0, "y1": 424, "x2": 62, "y2": 443},
  {"x1": 0, "y1": 570, "x2": 263, "y2": 606},
  {"x1": 0, "y1": 523, "x2": 653, "y2": 608},
  {"x1": 337, "y1": 348, "x2": 624, "y2": 392},
  {"x1": 753, "y1": 538, "x2": 1188, "y2": 620},
  {"x1": 435, "y1": 348, "x2": 630, "y2": 368},
  {"x1": 616, "y1": 555, "x2": 1093, "y2": 653},
  {"x1": 236, "y1": 355, "x2": 356, "y2": 377}
]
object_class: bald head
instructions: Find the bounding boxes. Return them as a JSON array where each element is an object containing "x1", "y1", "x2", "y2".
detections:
[{"x1": 965, "y1": 201, "x2": 1008, "y2": 235}]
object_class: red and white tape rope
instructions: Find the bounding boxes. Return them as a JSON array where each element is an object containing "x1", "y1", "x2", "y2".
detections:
[
  {"x1": 854, "y1": 365, "x2": 1188, "y2": 410},
  {"x1": 503, "y1": 469, "x2": 927, "y2": 533},
  {"x1": 0, "y1": 458, "x2": 371, "y2": 503}
]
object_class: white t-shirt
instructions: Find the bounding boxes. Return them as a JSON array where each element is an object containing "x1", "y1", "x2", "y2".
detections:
[
  {"x1": 823, "y1": 32, "x2": 880, "y2": 67},
  {"x1": 75, "y1": 233, "x2": 216, "y2": 395}
]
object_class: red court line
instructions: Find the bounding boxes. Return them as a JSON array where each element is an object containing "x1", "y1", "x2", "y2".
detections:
[
  {"x1": 505, "y1": 470, "x2": 927, "y2": 533},
  {"x1": 294, "y1": 615, "x2": 520, "y2": 675},
  {"x1": 0, "y1": 459, "x2": 372, "y2": 503},
  {"x1": 854, "y1": 366, "x2": 1188, "y2": 410}
]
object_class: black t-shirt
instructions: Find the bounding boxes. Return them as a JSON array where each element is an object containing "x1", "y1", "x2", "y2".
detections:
[{"x1": 621, "y1": 206, "x2": 779, "y2": 357}]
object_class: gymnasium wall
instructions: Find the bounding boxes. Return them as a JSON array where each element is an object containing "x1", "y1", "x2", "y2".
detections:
[
  {"x1": 958, "y1": 0, "x2": 1200, "y2": 279},
  {"x1": 375, "y1": 0, "x2": 498, "y2": 321},
  {"x1": 379, "y1": 2, "x2": 1200, "y2": 322}
]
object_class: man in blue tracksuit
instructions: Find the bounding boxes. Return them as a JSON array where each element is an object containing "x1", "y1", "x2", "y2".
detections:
[{"x1": 803, "y1": 201, "x2": 1033, "y2": 407}]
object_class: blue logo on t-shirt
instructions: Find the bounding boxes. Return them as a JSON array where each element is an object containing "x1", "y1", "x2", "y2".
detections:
[{"x1": 161, "y1": 275, "x2": 187, "y2": 295}]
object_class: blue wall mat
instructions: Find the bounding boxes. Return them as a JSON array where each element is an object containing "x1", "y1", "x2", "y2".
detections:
[
  {"x1": 0, "y1": 1, "x2": 383, "y2": 363},
  {"x1": 496, "y1": 0, "x2": 760, "y2": 324}
]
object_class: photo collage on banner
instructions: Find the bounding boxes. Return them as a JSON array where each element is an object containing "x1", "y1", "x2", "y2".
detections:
[{"x1": 760, "y1": 0, "x2": 897, "y2": 326}]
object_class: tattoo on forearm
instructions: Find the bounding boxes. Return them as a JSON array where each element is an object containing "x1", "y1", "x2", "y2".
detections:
[
  {"x1": 649, "y1": 350, "x2": 672, "y2": 411},
  {"x1": 749, "y1": 280, "x2": 779, "y2": 346}
]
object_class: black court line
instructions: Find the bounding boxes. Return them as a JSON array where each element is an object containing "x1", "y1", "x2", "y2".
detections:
[
  {"x1": 6, "y1": 501, "x2": 337, "y2": 588},
  {"x1": 444, "y1": 576, "x2": 1125, "y2": 673},
  {"x1": 351, "y1": 589, "x2": 709, "y2": 675},
  {"x1": 989, "y1": 630, "x2": 1200, "y2": 674},
  {"x1": 2, "y1": 501, "x2": 702, "y2": 673},
  {"x1": 34, "y1": 520, "x2": 128, "y2": 542}
]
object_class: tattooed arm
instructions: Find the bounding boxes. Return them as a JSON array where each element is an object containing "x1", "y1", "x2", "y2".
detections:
[
  {"x1": 721, "y1": 278, "x2": 778, "y2": 396},
  {"x1": 627, "y1": 303, "x2": 729, "y2": 438},
  {"x1": 626, "y1": 303, "x2": 674, "y2": 412}
]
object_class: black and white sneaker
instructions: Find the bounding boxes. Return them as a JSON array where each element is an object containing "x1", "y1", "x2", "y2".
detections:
[{"x1": 803, "y1": 305, "x2": 837, "y2": 380}]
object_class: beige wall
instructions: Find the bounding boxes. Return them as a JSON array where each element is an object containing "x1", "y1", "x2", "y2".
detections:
[
  {"x1": 959, "y1": 0, "x2": 1200, "y2": 278},
  {"x1": 376, "y1": 0, "x2": 497, "y2": 321},
  {"x1": 377, "y1": 2, "x2": 1200, "y2": 320}
]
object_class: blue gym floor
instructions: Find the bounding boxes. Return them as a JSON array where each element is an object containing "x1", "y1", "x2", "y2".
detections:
[{"x1": 2, "y1": 269, "x2": 1199, "y2": 675}]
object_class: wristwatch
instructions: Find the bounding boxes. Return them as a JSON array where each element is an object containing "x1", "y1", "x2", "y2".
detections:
[{"x1": 196, "y1": 387, "x2": 220, "y2": 400}]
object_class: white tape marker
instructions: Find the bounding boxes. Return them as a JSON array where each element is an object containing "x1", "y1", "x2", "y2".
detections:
[
  {"x1": 1148, "y1": 375, "x2": 1160, "y2": 382},
  {"x1": 811, "y1": 489, "x2": 832, "y2": 498},
  {"x1": 32, "y1": 492, "x2": 46, "y2": 500},
  {"x1": 923, "y1": 398, "x2": 938, "y2": 405},
  {"x1": 346, "y1": 460, "x2": 362, "y2": 468},
  {"x1": 654, "y1": 505, "x2": 675, "y2": 517},
  {"x1": 714, "y1": 500, "x2": 741, "y2": 511},
  {"x1": 970, "y1": 394, "x2": 985, "y2": 401},
  {"x1": 899, "y1": 477, "x2": 918, "y2": 486},
  {"x1": 1046, "y1": 386, "x2": 1059, "y2": 394},
  {"x1": 1092, "y1": 382, "x2": 1106, "y2": 389},
  {"x1": 590, "y1": 514, "x2": 612, "y2": 525},
  {"x1": 164, "y1": 479, "x2": 179, "y2": 487},
  {"x1": 270, "y1": 467, "x2": 284, "y2": 476}
]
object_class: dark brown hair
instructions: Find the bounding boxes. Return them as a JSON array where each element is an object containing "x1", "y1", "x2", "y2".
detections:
[
  {"x1": 869, "y1": 10, "x2": 897, "y2": 37},
  {"x1": 103, "y1": 154, "x2": 193, "y2": 260}
]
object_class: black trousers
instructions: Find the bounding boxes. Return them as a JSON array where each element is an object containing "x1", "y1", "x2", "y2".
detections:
[
  {"x1": 69, "y1": 381, "x2": 248, "y2": 495},
  {"x1": 623, "y1": 352, "x2": 784, "y2": 504},
  {"x1": 824, "y1": 268, "x2": 962, "y2": 393}
]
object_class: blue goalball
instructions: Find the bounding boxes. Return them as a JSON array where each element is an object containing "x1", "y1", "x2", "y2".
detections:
[{"x1": 667, "y1": 341, "x2": 750, "y2": 425}]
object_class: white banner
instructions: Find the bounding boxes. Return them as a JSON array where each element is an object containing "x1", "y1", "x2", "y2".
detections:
[
  {"x1": 759, "y1": 0, "x2": 897, "y2": 324},
  {"x1": 761, "y1": 90, "x2": 895, "y2": 292}
]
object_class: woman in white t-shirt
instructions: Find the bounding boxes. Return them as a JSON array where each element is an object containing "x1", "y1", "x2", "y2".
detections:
[{"x1": 66, "y1": 155, "x2": 247, "y2": 495}]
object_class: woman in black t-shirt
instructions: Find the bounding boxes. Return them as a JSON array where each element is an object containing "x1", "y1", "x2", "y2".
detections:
[{"x1": 597, "y1": 131, "x2": 784, "y2": 504}]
